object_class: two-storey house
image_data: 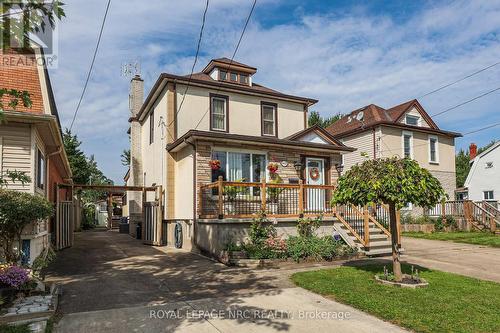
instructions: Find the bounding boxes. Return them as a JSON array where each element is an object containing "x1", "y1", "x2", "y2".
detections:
[
  {"x1": 326, "y1": 99, "x2": 461, "y2": 214},
  {"x1": 0, "y1": 46, "x2": 72, "y2": 263},
  {"x1": 127, "y1": 58, "x2": 358, "y2": 255}
]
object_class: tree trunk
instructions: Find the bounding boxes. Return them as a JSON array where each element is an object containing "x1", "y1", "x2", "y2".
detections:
[{"x1": 389, "y1": 203, "x2": 402, "y2": 281}]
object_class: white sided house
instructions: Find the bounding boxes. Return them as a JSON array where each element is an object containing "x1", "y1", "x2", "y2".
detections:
[
  {"x1": 464, "y1": 141, "x2": 500, "y2": 205},
  {"x1": 126, "y1": 58, "x2": 401, "y2": 257}
]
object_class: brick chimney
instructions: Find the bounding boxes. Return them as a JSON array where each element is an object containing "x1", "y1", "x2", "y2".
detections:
[
  {"x1": 469, "y1": 143, "x2": 477, "y2": 160},
  {"x1": 128, "y1": 74, "x2": 144, "y2": 237}
]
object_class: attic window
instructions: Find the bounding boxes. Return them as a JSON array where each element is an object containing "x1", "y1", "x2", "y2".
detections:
[
  {"x1": 406, "y1": 115, "x2": 419, "y2": 126},
  {"x1": 240, "y1": 74, "x2": 248, "y2": 84},
  {"x1": 230, "y1": 72, "x2": 238, "y2": 81},
  {"x1": 219, "y1": 70, "x2": 227, "y2": 81}
]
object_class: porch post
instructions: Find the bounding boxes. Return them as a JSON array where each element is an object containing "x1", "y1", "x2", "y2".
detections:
[
  {"x1": 298, "y1": 180, "x2": 304, "y2": 217},
  {"x1": 217, "y1": 176, "x2": 223, "y2": 219},
  {"x1": 261, "y1": 178, "x2": 266, "y2": 213},
  {"x1": 363, "y1": 205, "x2": 370, "y2": 248}
]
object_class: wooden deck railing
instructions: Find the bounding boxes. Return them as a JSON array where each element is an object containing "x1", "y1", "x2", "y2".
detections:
[
  {"x1": 199, "y1": 176, "x2": 336, "y2": 219},
  {"x1": 426, "y1": 200, "x2": 499, "y2": 232}
]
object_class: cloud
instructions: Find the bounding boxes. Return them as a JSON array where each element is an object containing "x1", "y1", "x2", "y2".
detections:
[{"x1": 49, "y1": 0, "x2": 500, "y2": 182}]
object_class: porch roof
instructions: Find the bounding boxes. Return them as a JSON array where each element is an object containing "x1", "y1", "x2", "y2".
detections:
[{"x1": 166, "y1": 130, "x2": 356, "y2": 153}]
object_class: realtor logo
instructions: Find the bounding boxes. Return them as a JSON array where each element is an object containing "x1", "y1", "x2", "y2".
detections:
[{"x1": 0, "y1": 0, "x2": 61, "y2": 68}]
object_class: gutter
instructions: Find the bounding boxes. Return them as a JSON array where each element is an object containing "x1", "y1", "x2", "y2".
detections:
[{"x1": 183, "y1": 137, "x2": 198, "y2": 249}]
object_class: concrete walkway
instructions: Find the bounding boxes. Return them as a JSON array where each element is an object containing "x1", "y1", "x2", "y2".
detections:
[
  {"x1": 46, "y1": 231, "x2": 406, "y2": 333},
  {"x1": 401, "y1": 237, "x2": 500, "y2": 283}
]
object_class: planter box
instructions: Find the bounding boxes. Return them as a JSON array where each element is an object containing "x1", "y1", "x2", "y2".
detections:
[{"x1": 401, "y1": 223, "x2": 435, "y2": 233}]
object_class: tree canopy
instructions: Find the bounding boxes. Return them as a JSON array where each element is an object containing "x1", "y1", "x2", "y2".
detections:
[
  {"x1": 308, "y1": 111, "x2": 343, "y2": 128},
  {"x1": 332, "y1": 157, "x2": 446, "y2": 209}
]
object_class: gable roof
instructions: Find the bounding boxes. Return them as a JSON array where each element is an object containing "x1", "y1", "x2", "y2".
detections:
[
  {"x1": 326, "y1": 99, "x2": 461, "y2": 138},
  {"x1": 286, "y1": 124, "x2": 347, "y2": 147},
  {"x1": 464, "y1": 141, "x2": 500, "y2": 187}
]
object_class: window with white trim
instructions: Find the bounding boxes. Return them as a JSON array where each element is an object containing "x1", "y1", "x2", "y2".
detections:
[
  {"x1": 405, "y1": 115, "x2": 419, "y2": 126},
  {"x1": 484, "y1": 191, "x2": 494, "y2": 200},
  {"x1": 402, "y1": 131, "x2": 413, "y2": 159},
  {"x1": 429, "y1": 135, "x2": 439, "y2": 163}
]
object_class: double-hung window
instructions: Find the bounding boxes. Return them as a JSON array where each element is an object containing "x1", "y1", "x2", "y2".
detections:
[
  {"x1": 210, "y1": 94, "x2": 228, "y2": 132},
  {"x1": 402, "y1": 131, "x2": 413, "y2": 159},
  {"x1": 261, "y1": 102, "x2": 277, "y2": 137},
  {"x1": 36, "y1": 149, "x2": 45, "y2": 190},
  {"x1": 429, "y1": 135, "x2": 439, "y2": 163}
]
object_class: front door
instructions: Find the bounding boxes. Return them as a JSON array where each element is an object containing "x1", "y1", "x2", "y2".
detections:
[{"x1": 306, "y1": 158, "x2": 325, "y2": 212}]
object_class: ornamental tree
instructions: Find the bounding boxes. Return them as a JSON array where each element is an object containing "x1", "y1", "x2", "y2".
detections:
[
  {"x1": 331, "y1": 157, "x2": 446, "y2": 281},
  {"x1": 0, "y1": 189, "x2": 54, "y2": 263}
]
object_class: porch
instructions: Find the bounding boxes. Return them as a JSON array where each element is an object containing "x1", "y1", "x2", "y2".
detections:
[{"x1": 197, "y1": 178, "x2": 395, "y2": 257}]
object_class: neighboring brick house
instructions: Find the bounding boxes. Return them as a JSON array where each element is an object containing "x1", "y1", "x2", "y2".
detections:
[
  {"x1": 127, "y1": 58, "x2": 356, "y2": 253},
  {"x1": 326, "y1": 99, "x2": 461, "y2": 214},
  {"x1": 0, "y1": 46, "x2": 72, "y2": 263}
]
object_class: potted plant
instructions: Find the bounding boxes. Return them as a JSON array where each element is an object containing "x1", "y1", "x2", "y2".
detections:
[
  {"x1": 223, "y1": 179, "x2": 244, "y2": 215},
  {"x1": 267, "y1": 162, "x2": 279, "y2": 175},
  {"x1": 267, "y1": 175, "x2": 284, "y2": 214}
]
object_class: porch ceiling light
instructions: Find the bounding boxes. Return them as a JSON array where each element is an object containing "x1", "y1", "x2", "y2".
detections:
[
  {"x1": 293, "y1": 161, "x2": 302, "y2": 172},
  {"x1": 335, "y1": 163, "x2": 344, "y2": 174}
]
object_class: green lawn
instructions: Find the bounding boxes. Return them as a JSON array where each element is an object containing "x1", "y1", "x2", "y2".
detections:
[
  {"x1": 0, "y1": 324, "x2": 30, "y2": 333},
  {"x1": 403, "y1": 231, "x2": 500, "y2": 247},
  {"x1": 292, "y1": 264, "x2": 500, "y2": 333}
]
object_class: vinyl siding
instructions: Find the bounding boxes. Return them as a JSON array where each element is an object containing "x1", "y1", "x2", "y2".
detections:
[
  {"x1": 0, "y1": 123, "x2": 33, "y2": 192},
  {"x1": 340, "y1": 131, "x2": 374, "y2": 171}
]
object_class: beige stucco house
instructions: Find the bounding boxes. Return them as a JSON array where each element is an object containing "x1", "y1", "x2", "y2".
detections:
[
  {"x1": 127, "y1": 58, "x2": 368, "y2": 255},
  {"x1": 326, "y1": 99, "x2": 461, "y2": 214}
]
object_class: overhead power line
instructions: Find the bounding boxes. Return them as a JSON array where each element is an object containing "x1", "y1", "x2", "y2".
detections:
[
  {"x1": 69, "y1": 0, "x2": 112, "y2": 131},
  {"x1": 463, "y1": 122, "x2": 500, "y2": 136},
  {"x1": 431, "y1": 87, "x2": 500, "y2": 118},
  {"x1": 165, "y1": 0, "x2": 210, "y2": 141},
  {"x1": 418, "y1": 60, "x2": 500, "y2": 99},
  {"x1": 193, "y1": 0, "x2": 257, "y2": 131}
]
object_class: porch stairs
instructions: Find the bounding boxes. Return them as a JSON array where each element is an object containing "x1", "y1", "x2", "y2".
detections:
[
  {"x1": 331, "y1": 205, "x2": 395, "y2": 256},
  {"x1": 468, "y1": 201, "x2": 500, "y2": 234},
  {"x1": 333, "y1": 220, "x2": 393, "y2": 256}
]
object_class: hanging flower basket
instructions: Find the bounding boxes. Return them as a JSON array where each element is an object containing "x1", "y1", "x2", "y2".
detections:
[
  {"x1": 209, "y1": 159, "x2": 221, "y2": 171},
  {"x1": 267, "y1": 162, "x2": 279, "y2": 174}
]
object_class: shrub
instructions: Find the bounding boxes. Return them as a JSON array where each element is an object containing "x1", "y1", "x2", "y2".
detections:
[
  {"x1": 0, "y1": 189, "x2": 54, "y2": 263},
  {"x1": 0, "y1": 265, "x2": 31, "y2": 289},
  {"x1": 286, "y1": 236, "x2": 353, "y2": 262},
  {"x1": 296, "y1": 215, "x2": 322, "y2": 238},
  {"x1": 435, "y1": 215, "x2": 457, "y2": 231},
  {"x1": 249, "y1": 211, "x2": 276, "y2": 245},
  {"x1": 31, "y1": 246, "x2": 56, "y2": 280}
]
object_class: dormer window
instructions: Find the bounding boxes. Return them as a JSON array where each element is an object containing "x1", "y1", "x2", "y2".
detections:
[
  {"x1": 219, "y1": 70, "x2": 227, "y2": 81},
  {"x1": 240, "y1": 74, "x2": 248, "y2": 84},
  {"x1": 230, "y1": 72, "x2": 238, "y2": 81},
  {"x1": 406, "y1": 115, "x2": 419, "y2": 126}
]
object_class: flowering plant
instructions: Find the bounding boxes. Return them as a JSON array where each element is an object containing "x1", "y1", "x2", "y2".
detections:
[
  {"x1": 267, "y1": 162, "x2": 279, "y2": 174},
  {"x1": 265, "y1": 235, "x2": 287, "y2": 256},
  {"x1": 0, "y1": 265, "x2": 31, "y2": 289},
  {"x1": 209, "y1": 159, "x2": 221, "y2": 170}
]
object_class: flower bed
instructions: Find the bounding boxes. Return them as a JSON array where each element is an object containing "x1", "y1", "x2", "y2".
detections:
[{"x1": 223, "y1": 213, "x2": 357, "y2": 266}]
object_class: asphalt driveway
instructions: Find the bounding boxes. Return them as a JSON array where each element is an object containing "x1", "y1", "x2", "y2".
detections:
[
  {"x1": 401, "y1": 236, "x2": 500, "y2": 283},
  {"x1": 46, "y1": 230, "x2": 406, "y2": 333}
]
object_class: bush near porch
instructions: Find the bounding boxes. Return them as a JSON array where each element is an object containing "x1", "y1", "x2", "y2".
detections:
[
  {"x1": 225, "y1": 213, "x2": 356, "y2": 262},
  {"x1": 292, "y1": 264, "x2": 500, "y2": 333}
]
